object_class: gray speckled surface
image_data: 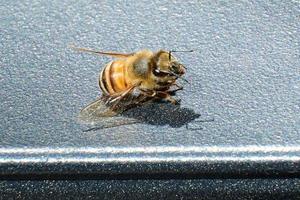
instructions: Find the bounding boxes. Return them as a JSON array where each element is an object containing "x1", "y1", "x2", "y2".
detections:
[
  {"x1": 1, "y1": 179, "x2": 300, "y2": 199},
  {"x1": 0, "y1": 0, "x2": 300, "y2": 178}
]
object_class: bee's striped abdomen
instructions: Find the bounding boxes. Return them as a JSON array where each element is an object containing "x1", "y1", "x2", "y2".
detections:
[{"x1": 99, "y1": 61, "x2": 129, "y2": 95}]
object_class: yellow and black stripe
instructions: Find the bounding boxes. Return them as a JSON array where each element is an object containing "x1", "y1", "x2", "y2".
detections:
[{"x1": 99, "y1": 61, "x2": 129, "y2": 95}]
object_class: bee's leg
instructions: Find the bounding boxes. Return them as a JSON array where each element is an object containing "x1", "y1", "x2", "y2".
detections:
[
  {"x1": 139, "y1": 90, "x2": 156, "y2": 97},
  {"x1": 135, "y1": 90, "x2": 160, "y2": 106},
  {"x1": 109, "y1": 82, "x2": 142, "y2": 110},
  {"x1": 109, "y1": 88, "x2": 136, "y2": 110},
  {"x1": 155, "y1": 91, "x2": 180, "y2": 105},
  {"x1": 140, "y1": 90, "x2": 179, "y2": 105},
  {"x1": 168, "y1": 83, "x2": 183, "y2": 94},
  {"x1": 173, "y1": 83, "x2": 183, "y2": 91},
  {"x1": 107, "y1": 82, "x2": 142, "y2": 104},
  {"x1": 133, "y1": 94, "x2": 153, "y2": 106},
  {"x1": 105, "y1": 92, "x2": 126, "y2": 104}
]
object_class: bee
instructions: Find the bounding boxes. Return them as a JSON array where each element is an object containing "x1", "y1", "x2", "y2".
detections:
[{"x1": 72, "y1": 46, "x2": 192, "y2": 121}]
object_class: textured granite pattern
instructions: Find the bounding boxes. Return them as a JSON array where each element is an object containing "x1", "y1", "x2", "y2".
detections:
[
  {"x1": 0, "y1": 0, "x2": 299, "y2": 179},
  {"x1": 1, "y1": 179, "x2": 300, "y2": 200}
]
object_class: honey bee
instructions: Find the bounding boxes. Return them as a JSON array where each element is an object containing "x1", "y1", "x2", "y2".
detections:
[{"x1": 72, "y1": 46, "x2": 191, "y2": 122}]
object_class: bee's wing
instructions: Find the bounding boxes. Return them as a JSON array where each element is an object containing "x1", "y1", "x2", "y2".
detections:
[
  {"x1": 70, "y1": 46, "x2": 134, "y2": 58},
  {"x1": 78, "y1": 97, "x2": 140, "y2": 130},
  {"x1": 78, "y1": 98, "x2": 118, "y2": 122}
]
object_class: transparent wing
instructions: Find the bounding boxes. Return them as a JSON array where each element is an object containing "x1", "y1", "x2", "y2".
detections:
[
  {"x1": 79, "y1": 97, "x2": 118, "y2": 120},
  {"x1": 78, "y1": 96, "x2": 141, "y2": 131}
]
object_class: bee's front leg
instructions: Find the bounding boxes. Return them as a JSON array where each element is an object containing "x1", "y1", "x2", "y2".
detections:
[
  {"x1": 173, "y1": 83, "x2": 183, "y2": 91},
  {"x1": 168, "y1": 83, "x2": 183, "y2": 95},
  {"x1": 156, "y1": 91, "x2": 180, "y2": 105}
]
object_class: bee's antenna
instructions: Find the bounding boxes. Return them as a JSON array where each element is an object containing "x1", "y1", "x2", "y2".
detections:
[
  {"x1": 170, "y1": 50, "x2": 194, "y2": 53},
  {"x1": 169, "y1": 71, "x2": 190, "y2": 84},
  {"x1": 169, "y1": 50, "x2": 194, "y2": 61},
  {"x1": 70, "y1": 45, "x2": 134, "y2": 58},
  {"x1": 158, "y1": 69, "x2": 190, "y2": 84}
]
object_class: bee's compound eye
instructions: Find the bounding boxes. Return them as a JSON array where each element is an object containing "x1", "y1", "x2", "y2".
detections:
[
  {"x1": 170, "y1": 63, "x2": 179, "y2": 72},
  {"x1": 170, "y1": 64, "x2": 177, "y2": 71}
]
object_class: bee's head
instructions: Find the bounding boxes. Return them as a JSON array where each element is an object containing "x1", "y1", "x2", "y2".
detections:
[
  {"x1": 152, "y1": 50, "x2": 192, "y2": 83},
  {"x1": 169, "y1": 60, "x2": 186, "y2": 76}
]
